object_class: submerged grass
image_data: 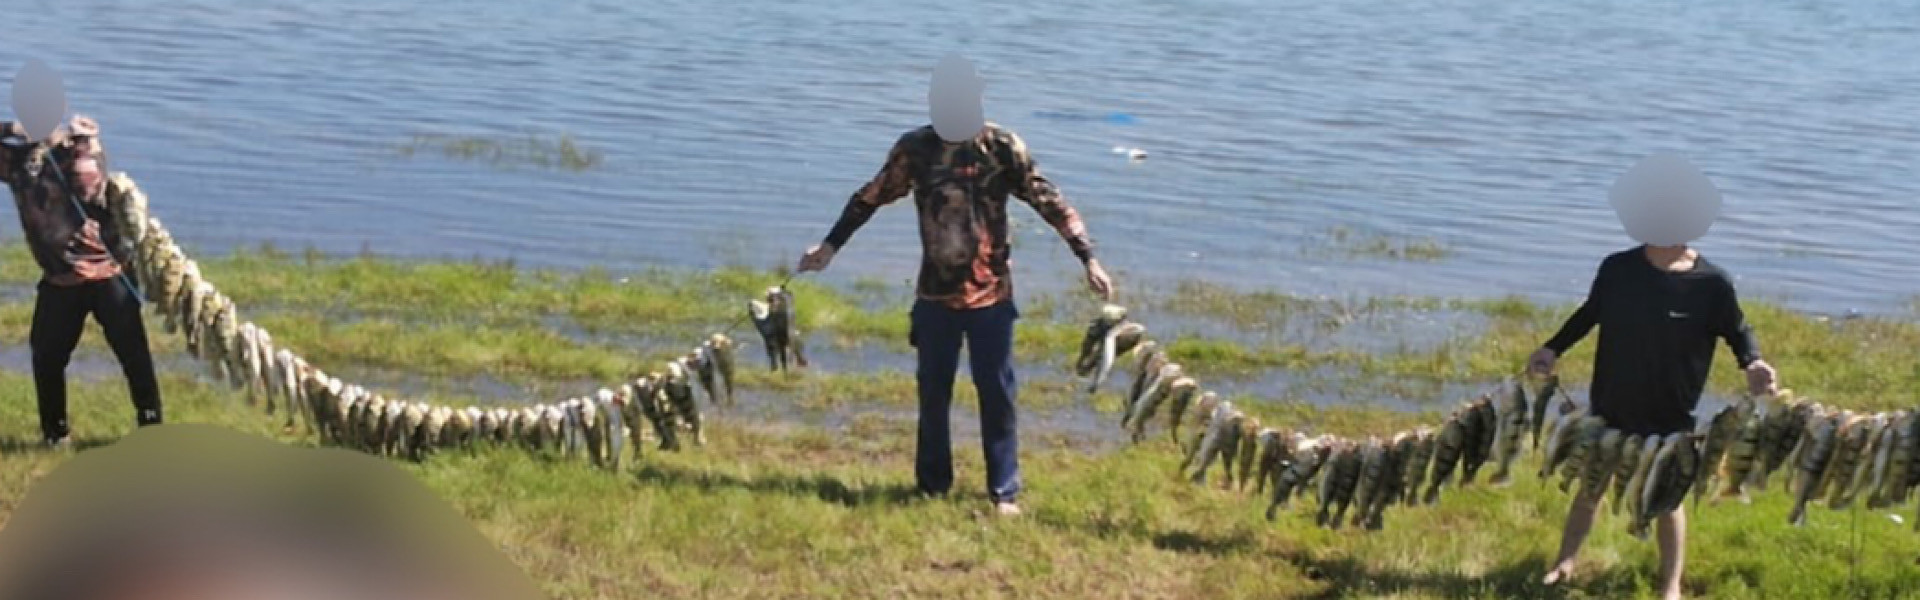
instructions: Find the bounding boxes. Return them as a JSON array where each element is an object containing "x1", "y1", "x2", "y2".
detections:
[{"x1": 396, "y1": 132, "x2": 603, "y2": 172}]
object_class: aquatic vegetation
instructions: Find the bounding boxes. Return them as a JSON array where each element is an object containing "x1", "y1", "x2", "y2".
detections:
[
  {"x1": 1307, "y1": 225, "x2": 1452, "y2": 262},
  {"x1": 395, "y1": 132, "x2": 603, "y2": 172}
]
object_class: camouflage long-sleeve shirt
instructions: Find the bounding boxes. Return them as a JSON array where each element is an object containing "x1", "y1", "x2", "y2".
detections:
[
  {"x1": 0, "y1": 118, "x2": 125, "y2": 287},
  {"x1": 823, "y1": 123, "x2": 1094, "y2": 310}
]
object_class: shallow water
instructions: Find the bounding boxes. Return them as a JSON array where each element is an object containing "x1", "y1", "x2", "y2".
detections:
[{"x1": 6, "y1": 1, "x2": 1918, "y2": 316}]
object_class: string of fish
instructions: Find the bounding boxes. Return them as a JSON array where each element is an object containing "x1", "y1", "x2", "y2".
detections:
[
  {"x1": 100, "y1": 172, "x2": 768, "y2": 470},
  {"x1": 1073, "y1": 304, "x2": 1920, "y2": 538}
]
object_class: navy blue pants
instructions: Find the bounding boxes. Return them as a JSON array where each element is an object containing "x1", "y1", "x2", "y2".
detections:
[{"x1": 910, "y1": 299, "x2": 1021, "y2": 502}]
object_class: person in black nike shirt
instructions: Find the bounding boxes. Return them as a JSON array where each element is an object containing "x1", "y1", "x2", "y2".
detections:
[{"x1": 1530, "y1": 243, "x2": 1778, "y2": 599}]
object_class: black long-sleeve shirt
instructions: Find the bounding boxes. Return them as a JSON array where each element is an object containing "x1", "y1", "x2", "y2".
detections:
[{"x1": 1543, "y1": 246, "x2": 1761, "y2": 435}]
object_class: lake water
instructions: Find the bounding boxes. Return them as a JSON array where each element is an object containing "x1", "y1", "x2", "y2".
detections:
[{"x1": 7, "y1": 0, "x2": 1918, "y2": 316}]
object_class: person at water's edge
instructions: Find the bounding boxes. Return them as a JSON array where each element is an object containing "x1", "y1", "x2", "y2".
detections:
[
  {"x1": 799, "y1": 122, "x2": 1114, "y2": 516},
  {"x1": 1529, "y1": 244, "x2": 1778, "y2": 600},
  {"x1": 0, "y1": 116, "x2": 164, "y2": 448}
]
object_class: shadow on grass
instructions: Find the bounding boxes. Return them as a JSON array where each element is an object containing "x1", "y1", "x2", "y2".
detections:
[
  {"x1": 632, "y1": 463, "x2": 925, "y2": 508},
  {"x1": 1277, "y1": 549, "x2": 1673, "y2": 600},
  {"x1": 0, "y1": 435, "x2": 119, "y2": 455},
  {"x1": 1151, "y1": 529, "x2": 1260, "y2": 556}
]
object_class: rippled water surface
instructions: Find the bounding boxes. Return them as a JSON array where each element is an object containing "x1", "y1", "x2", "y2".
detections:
[{"x1": 7, "y1": 0, "x2": 1918, "y2": 315}]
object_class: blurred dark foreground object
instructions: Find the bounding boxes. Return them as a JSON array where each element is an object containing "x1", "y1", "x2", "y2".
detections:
[{"x1": 0, "y1": 424, "x2": 547, "y2": 600}]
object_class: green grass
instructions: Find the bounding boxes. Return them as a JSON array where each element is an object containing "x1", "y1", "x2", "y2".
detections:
[
  {"x1": 5, "y1": 372, "x2": 1918, "y2": 599},
  {"x1": 2, "y1": 245, "x2": 1919, "y2": 598}
]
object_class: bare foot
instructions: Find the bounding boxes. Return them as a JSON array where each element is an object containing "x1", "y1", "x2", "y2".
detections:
[
  {"x1": 1541, "y1": 561, "x2": 1575, "y2": 586},
  {"x1": 994, "y1": 501, "x2": 1022, "y2": 517},
  {"x1": 1661, "y1": 586, "x2": 1683, "y2": 600}
]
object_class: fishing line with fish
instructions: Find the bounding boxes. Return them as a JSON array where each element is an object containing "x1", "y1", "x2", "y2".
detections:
[
  {"x1": 94, "y1": 167, "x2": 752, "y2": 471},
  {"x1": 1070, "y1": 303, "x2": 1920, "y2": 547}
]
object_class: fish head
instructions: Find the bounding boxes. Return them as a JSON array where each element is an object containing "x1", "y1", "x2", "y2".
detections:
[
  {"x1": 1168, "y1": 377, "x2": 1199, "y2": 396},
  {"x1": 1195, "y1": 391, "x2": 1219, "y2": 413},
  {"x1": 1112, "y1": 322, "x2": 1148, "y2": 354}
]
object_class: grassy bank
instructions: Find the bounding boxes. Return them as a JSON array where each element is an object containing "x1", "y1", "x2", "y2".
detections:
[
  {"x1": 1, "y1": 246, "x2": 1918, "y2": 598},
  {"x1": 4, "y1": 373, "x2": 1918, "y2": 599}
]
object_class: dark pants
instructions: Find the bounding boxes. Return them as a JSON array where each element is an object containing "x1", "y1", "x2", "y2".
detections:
[
  {"x1": 910, "y1": 299, "x2": 1021, "y2": 502},
  {"x1": 31, "y1": 278, "x2": 163, "y2": 440}
]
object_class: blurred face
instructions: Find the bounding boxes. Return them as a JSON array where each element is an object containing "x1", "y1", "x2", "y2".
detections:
[
  {"x1": 1608, "y1": 153, "x2": 1721, "y2": 247},
  {"x1": 928, "y1": 54, "x2": 985, "y2": 143}
]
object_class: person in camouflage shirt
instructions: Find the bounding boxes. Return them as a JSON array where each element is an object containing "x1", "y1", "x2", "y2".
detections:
[
  {"x1": 800, "y1": 89, "x2": 1114, "y2": 515},
  {"x1": 1, "y1": 115, "x2": 164, "y2": 448}
]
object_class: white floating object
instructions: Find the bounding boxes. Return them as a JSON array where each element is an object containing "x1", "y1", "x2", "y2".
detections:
[{"x1": 1892, "y1": 514, "x2": 1906, "y2": 525}]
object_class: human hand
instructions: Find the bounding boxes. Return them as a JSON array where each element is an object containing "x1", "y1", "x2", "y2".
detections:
[
  {"x1": 1526, "y1": 347, "x2": 1557, "y2": 376},
  {"x1": 797, "y1": 244, "x2": 836, "y2": 273},
  {"x1": 1745, "y1": 359, "x2": 1778, "y2": 396},
  {"x1": 1085, "y1": 259, "x2": 1114, "y2": 301}
]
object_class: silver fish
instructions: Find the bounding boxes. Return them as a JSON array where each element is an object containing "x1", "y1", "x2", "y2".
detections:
[
  {"x1": 1542, "y1": 412, "x2": 1600, "y2": 481},
  {"x1": 748, "y1": 286, "x2": 807, "y2": 371},
  {"x1": 1317, "y1": 439, "x2": 1363, "y2": 530},
  {"x1": 1459, "y1": 399, "x2": 1497, "y2": 486},
  {"x1": 1832, "y1": 413, "x2": 1889, "y2": 510},
  {"x1": 665, "y1": 359, "x2": 704, "y2": 447},
  {"x1": 1631, "y1": 434, "x2": 1701, "y2": 540},
  {"x1": 1864, "y1": 411, "x2": 1909, "y2": 509},
  {"x1": 1267, "y1": 434, "x2": 1326, "y2": 520},
  {"x1": 1618, "y1": 435, "x2": 1664, "y2": 519},
  {"x1": 1235, "y1": 417, "x2": 1264, "y2": 492},
  {"x1": 1820, "y1": 412, "x2": 1876, "y2": 508},
  {"x1": 1185, "y1": 401, "x2": 1238, "y2": 483},
  {"x1": 1363, "y1": 433, "x2": 1413, "y2": 531},
  {"x1": 1138, "y1": 376, "x2": 1198, "y2": 444},
  {"x1": 1877, "y1": 410, "x2": 1920, "y2": 508},
  {"x1": 1424, "y1": 412, "x2": 1468, "y2": 505},
  {"x1": 1401, "y1": 428, "x2": 1436, "y2": 507},
  {"x1": 1489, "y1": 378, "x2": 1530, "y2": 485},
  {"x1": 1578, "y1": 428, "x2": 1624, "y2": 502},
  {"x1": 706, "y1": 333, "x2": 737, "y2": 408},
  {"x1": 1789, "y1": 410, "x2": 1844, "y2": 526},
  {"x1": 1086, "y1": 321, "x2": 1147, "y2": 394},
  {"x1": 1717, "y1": 394, "x2": 1769, "y2": 501},
  {"x1": 1073, "y1": 304, "x2": 1129, "y2": 377},
  {"x1": 1123, "y1": 342, "x2": 1166, "y2": 424},
  {"x1": 596, "y1": 388, "x2": 626, "y2": 471},
  {"x1": 1694, "y1": 401, "x2": 1747, "y2": 503},
  {"x1": 1531, "y1": 373, "x2": 1562, "y2": 451},
  {"x1": 1252, "y1": 428, "x2": 1285, "y2": 497},
  {"x1": 1756, "y1": 391, "x2": 1810, "y2": 487},
  {"x1": 1610, "y1": 434, "x2": 1647, "y2": 514},
  {"x1": 1123, "y1": 363, "x2": 1182, "y2": 435}
]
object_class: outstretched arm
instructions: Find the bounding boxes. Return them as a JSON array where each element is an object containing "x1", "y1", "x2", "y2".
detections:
[
  {"x1": 1542, "y1": 261, "x2": 1607, "y2": 355},
  {"x1": 1003, "y1": 131, "x2": 1094, "y2": 264},
  {"x1": 1714, "y1": 280, "x2": 1762, "y2": 369},
  {"x1": 821, "y1": 136, "x2": 914, "y2": 252}
]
